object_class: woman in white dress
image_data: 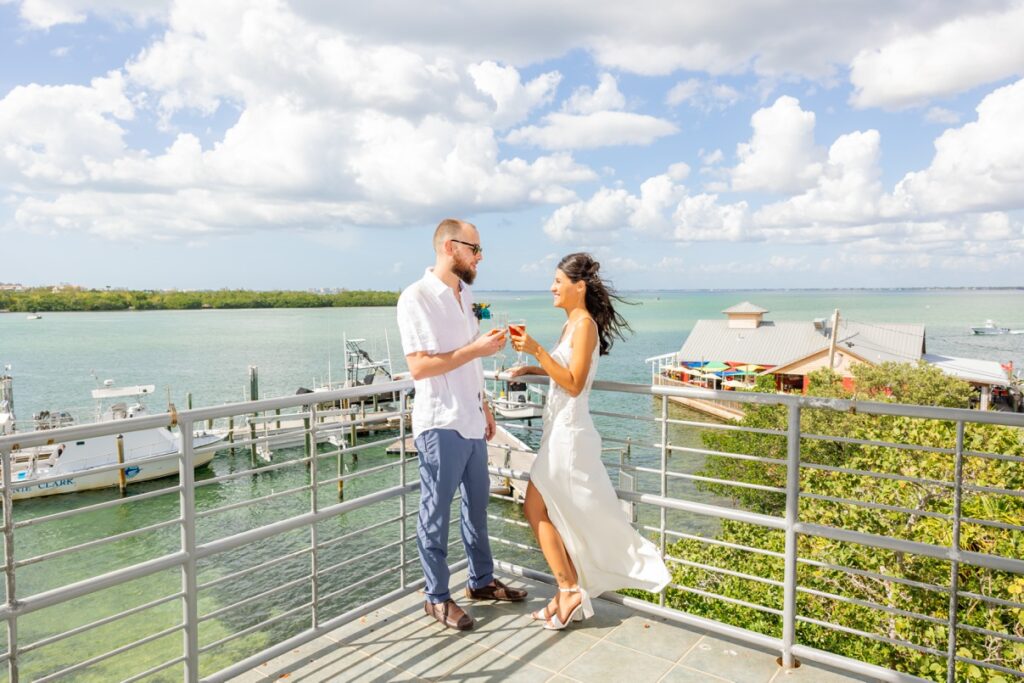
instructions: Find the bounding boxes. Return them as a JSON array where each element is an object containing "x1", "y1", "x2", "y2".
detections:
[{"x1": 508, "y1": 253, "x2": 670, "y2": 630}]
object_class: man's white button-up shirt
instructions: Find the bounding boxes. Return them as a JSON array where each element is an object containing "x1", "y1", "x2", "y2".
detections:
[{"x1": 397, "y1": 268, "x2": 485, "y2": 439}]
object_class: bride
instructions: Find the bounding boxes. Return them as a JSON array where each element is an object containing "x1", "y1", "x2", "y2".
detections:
[{"x1": 508, "y1": 253, "x2": 670, "y2": 630}]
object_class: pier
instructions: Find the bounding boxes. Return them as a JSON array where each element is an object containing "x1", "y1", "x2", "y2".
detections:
[{"x1": 0, "y1": 377, "x2": 1021, "y2": 682}]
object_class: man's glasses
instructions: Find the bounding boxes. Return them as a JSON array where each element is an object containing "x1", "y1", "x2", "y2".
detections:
[{"x1": 451, "y1": 239, "x2": 483, "y2": 256}]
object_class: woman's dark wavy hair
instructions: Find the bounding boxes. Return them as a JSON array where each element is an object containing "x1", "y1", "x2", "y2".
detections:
[{"x1": 557, "y1": 252, "x2": 633, "y2": 356}]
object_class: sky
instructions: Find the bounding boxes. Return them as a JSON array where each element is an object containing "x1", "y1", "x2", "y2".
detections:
[{"x1": 1, "y1": 0, "x2": 1023, "y2": 291}]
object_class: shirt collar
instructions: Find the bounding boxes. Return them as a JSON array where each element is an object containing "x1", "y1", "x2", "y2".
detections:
[{"x1": 423, "y1": 267, "x2": 465, "y2": 297}]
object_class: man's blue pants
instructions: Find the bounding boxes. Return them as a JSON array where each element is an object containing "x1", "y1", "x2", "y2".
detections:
[{"x1": 414, "y1": 428, "x2": 495, "y2": 603}]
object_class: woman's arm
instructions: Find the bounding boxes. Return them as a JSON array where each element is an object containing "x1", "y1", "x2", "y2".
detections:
[
  {"x1": 506, "y1": 364, "x2": 547, "y2": 377},
  {"x1": 513, "y1": 319, "x2": 596, "y2": 397}
]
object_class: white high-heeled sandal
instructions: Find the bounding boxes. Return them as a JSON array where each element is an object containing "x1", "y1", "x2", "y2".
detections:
[
  {"x1": 543, "y1": 587, "x2": 584, "y2": 630},
  {"x1": 530, "y1": 600, "x2": 556, "y2": 621}
]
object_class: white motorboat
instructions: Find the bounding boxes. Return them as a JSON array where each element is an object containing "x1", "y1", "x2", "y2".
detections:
[
  {"x1": 5, "y1": 381, "x2": 223, "y2": 500},
  {"x1": 971, "y1": 320, "x2": 1012, "y2": 335},
  {"x1": 486, "y1": 369, "x2": 546, "y2": 420},
  {"x1": 26, "y1": 313, "x2": 41, "y2": 320}
]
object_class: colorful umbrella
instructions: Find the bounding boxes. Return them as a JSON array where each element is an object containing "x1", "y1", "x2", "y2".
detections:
[
  {"x1": 733, "y1": 364, "x2": 763, "y2": 374},
  {"x1": 702, "y1": 362, "x2": 730, "y2": 371}
]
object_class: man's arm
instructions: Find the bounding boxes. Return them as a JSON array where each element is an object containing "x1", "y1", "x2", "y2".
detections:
[{"x1": 405, "y1": 328, "x2": 506, "y2": 380}]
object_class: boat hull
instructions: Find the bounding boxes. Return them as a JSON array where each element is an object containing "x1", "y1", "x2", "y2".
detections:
[{"x1": 9, "y1": 436, "x2": 222, "y2": 500}]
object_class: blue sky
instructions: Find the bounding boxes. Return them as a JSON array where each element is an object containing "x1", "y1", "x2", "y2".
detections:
[{"x1": 1, "y1": 0, "x2": 1022, "y2": 291}]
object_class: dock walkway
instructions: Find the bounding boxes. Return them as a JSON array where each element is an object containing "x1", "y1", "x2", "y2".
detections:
[{"x1": 235, "y1": 570, "x2": 870, "y2": 683}]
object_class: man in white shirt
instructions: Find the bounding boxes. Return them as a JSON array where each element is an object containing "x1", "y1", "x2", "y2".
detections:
[{"x1": 397, "y1": 218, "x2": 528, "y2": 631}]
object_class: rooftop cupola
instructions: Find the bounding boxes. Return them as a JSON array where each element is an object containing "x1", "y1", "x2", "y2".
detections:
[{"x1": 722, "y1": 301, "x2": 768, "y2": 329}]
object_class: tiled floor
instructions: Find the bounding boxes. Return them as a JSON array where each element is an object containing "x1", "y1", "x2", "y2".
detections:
[{"x1": 235, "y1": 571, "x2": 877, "y2": 682}]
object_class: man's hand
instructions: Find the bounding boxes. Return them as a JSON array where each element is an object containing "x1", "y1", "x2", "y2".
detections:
[
  {"x1": 484, "y1": 402, "x2": 496, "y2": 441},
  {"x1": 470, "y1": 328, "x2": 507, "y2": 358}
]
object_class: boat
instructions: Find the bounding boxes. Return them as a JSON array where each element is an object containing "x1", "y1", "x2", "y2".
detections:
[
  {"x1": 312, "y1": 334, "x2": 407, "y2": 406},
  {"x1": 26, "y1": 312, "x2": 41, "y2": 320},
  {"x1": 4, "y1": 379, "x2": 223, "y2": 500},
  {"x1": 486, "y1": 364, "x2": 546, "y2": 421},
  {"x1": 970, "y1": 320, "x2": 1013, "y2": 335}
]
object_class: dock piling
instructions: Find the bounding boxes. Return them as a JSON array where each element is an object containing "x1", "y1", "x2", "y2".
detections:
[
  {"x1": 248, "y1": 367, "x2": 259, "y2": 466},
  {"x1": 116, "y1": 434, "x2": 127, "y2": 496}
]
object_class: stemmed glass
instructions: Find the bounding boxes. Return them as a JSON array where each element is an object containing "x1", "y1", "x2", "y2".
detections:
[
  {"x1": 492, "y1": 312, "x2": 510, "y2": 370},
  {"x1": 508, "y1": 319, "x2": 527, "y2": 366}
]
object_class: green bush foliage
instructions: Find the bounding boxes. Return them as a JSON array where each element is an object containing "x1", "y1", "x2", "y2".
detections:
[{"x1": 665, "y1": 363, "x2": 1024, "y2": 681}]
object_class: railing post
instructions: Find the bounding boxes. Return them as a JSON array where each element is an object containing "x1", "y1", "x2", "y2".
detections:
[
  {"x1": 308, "y1": 404, "x2": 320, "y2": 629},
  {"x1": 398, "y1": 390, "x2": 408, "y2": 589},
  {"x1": 781, "y1": 403, "x2": 801, "y2": 669},
  {"x1": 2, "y1": 446, "x2": 18, "y2": 683},
  {"x1": 658, "y1": 395, "x2": 669, "y2": 607},
  {"x1": 946, "y1": 421, "x2": 965, "y2": 683},
  {"x1": 178, "y1": 418, "x2": 199, "y2": 683}
]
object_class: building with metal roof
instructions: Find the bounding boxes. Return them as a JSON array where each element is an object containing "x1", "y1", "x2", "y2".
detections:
[{"x1": 646, "y1": 302, "x2": 1014, "y2": 415}]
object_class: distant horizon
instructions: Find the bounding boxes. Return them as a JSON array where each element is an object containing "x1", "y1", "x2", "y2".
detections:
[{"x1": 3, "y1": 283, "x2": 1022, "y2": 294}]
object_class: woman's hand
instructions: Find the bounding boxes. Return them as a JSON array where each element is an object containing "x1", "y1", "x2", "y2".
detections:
[
  {"x1": 509, "y1": 328, "x2": 542, "y2": 358},
  {"x1": 505, "y1": 365, "x2": 537, "y2": 378}
]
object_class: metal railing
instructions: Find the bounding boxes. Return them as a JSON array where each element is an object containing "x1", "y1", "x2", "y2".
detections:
[{"x1": 0, "y1": 376, "x2": 1020, "y2": 682}]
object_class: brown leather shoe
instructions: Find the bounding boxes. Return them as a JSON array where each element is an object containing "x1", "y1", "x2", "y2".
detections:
[
  {"x1": 424, "y1": 599, "x2": 474, "y2": 630},
  {"x1": 465, "y1": 578, "x2": 528, "y2": 602}
]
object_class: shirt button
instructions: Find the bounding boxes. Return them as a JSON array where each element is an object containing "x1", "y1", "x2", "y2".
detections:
[
  {"x1": 477, "y1": 392, "x2": 481, "y2": 399},
  {"x1": 479, "y1": 407, "x2": 484, "y2": 413}
]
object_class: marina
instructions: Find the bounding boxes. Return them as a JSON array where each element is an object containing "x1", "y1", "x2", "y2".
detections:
[{"x1": 0, "y1": 290, "x2": 1022, "y2": 681}]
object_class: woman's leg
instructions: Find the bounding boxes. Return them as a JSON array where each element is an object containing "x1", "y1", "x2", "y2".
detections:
[{"x1": 523, "y1": 482, "x2": 582, "y2": 622}]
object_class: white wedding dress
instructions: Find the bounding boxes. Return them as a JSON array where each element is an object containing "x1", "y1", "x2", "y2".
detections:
[{"x1": 530, "y1": 318, "x2": 671, "y2": 618}]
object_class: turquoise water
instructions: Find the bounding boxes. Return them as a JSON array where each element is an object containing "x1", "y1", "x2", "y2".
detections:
[
  {"x1": 1, "y1": 289, "x2": 1023, "y2": 680},
  {"x1": 4, "y1": 288, "x2": 1022, "y2": 420}
]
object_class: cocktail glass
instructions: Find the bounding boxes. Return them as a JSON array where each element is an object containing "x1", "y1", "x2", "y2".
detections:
[{"x1": 508, "y1": 319, "x2": 526, "y2": 365}]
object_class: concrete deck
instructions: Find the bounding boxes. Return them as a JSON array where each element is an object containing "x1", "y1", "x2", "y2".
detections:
[{"x1": 234, "y1": 571, "x2": 875, "y2": 683}]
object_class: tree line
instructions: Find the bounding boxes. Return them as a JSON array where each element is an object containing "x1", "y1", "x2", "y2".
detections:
[{"x1": 0, "y1": 288, "x2": 399, "y2": 311}]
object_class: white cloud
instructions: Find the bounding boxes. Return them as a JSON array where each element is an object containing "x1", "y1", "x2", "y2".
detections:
[
  {"x1": 14, "y1": 0, "x2": 1003, "y2": 95},
  {"x1": 505, "y1": 111, "x2": 678, "y2": 150},
  {"x1": 701, "y1": 149, "x2": 724, "y2": 165},
  {"x1": 14, "y1": 0, "x2": 168, "y2": 28},
  {"x1": 504, "y1": 72, "x2": 676, "y2": 150},
  {"x1": 888, "y1": 78, "x2": 1024, "y2": 215},
  {"x1": 665, "y1": 79, "x2": 701, "y2": 106},
  {"x1": 0, "y1": 71, "x2": 134, "y2": 185},
  {"x1": 665, "y1": 78, "x2": 740, "y2": 110},
  {"x1": 563, "y1": 73, "x2": 625, "y2": 114},
  {"x1": 468, "y1": 61, "x2": 561, "y2": 129},
  {"x1": 1, "y1": 1, "x2": 602, "y2": 238},
  {"x1": 924, "y1": 106, "x2": 961, "y2": 125},
  {"x1": 850, "y1": 3, "x2": 1024, "y2": 108},
  {"x1": 543, "y1": 187, "x2": 638, "y2": 241},
  {"x1": 755, "y1": 129, "x2": 883, "y2": 231},
  {"x1": 671, "y1": 193, "x2": 751, "y2": 241},
  {"x1": 731, "y1": 96, "x2": 823, "y2": 193},
  {"x1": 521, "y1": 252, "x2": 558, "y2": 273}
]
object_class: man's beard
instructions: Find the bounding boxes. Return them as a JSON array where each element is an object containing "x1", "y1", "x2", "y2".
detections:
[{"x1": 453, "y1": 257, "x2": 476, "y2": 285}]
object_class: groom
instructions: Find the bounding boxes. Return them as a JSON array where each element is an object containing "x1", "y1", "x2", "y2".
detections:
[{"x1": 397, "y1": 218, "x2": 527, "y2": 630}]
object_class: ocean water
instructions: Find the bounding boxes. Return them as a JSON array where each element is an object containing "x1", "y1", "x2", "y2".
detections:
[
  {"x1": 1, "y1": 288, "x2": 1022, "y2": 680},
  {"x1": 4, "y1": 288, "x2": 1022, "y2": 420}
]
